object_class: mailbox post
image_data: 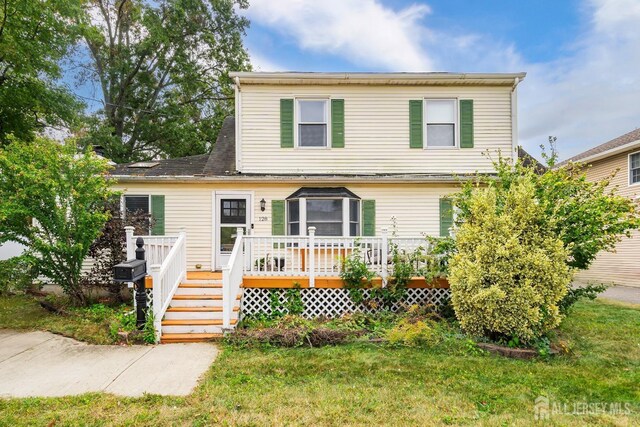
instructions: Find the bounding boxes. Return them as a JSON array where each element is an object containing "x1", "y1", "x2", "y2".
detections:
[{"x1": 113, "y1": 237, "x2": 148, "y2": 329}]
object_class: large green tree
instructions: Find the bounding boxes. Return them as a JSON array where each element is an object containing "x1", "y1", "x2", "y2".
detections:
[
  {"x1": 80, "y1": 0, "x2": 251, "y2": 163},
  {"x1": 0, "y1": 0, "x2": 83, "y2": 142},
  {"x1": 0, "y1": 136, "x2": 116, "y2": 305}
]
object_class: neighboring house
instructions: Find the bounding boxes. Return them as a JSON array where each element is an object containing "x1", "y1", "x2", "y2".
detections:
[
  {"x1": 557, "y1": 128, "x2": 640, "y2": 289},
  {"x1": 110, "y1": 72, "x2": 526, "y2": 342}
]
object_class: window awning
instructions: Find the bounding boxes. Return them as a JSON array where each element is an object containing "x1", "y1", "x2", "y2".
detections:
[{"x1": 286, "y1": 187, "x2": 360, "y2": 200}]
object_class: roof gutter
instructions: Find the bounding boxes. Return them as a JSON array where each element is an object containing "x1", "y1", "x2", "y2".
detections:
[{"x1": 110, "y1": 174, "x2": 486, "y2": 185}]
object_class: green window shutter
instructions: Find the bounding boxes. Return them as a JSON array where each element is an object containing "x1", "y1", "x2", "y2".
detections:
[
  {"x1": 409, "y1": 100, "x2": 423, "y2": 148},
  {"x1": 362, "y1": 200, "x2": 376, "y2": 236},
  {"x1": 150, "y1": 195, "x2": 165, "y2": 236},
  {"x1": 331, "y1": 99, "x2": 345, "y2": 148},
  {"x1": 272, "y1": 200, "x2": 285, "y2": 235},
  {"x1": 439, "y1": 198, "x2": 453, "y2": 237},
  {"x1": 280, "y1": 99, "x2": 294, "y2": 148},
  {"x1": 460, "y1": 99, "x2": 474, "y2": 148}
]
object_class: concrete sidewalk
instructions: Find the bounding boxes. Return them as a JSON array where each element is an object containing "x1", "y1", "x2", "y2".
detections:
[
  {"x1": 598, "y1": 286, "x2": 640, "y2": 305},
  {"x1": 0, "y1": 330, "x2": 218, "y2": 398}
]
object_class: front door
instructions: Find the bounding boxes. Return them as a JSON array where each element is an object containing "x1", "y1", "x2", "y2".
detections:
[{"x1": 215, "y1": 194, "x2": 251, "y2": 269}]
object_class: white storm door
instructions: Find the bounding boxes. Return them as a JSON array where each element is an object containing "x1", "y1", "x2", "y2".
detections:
[{"x1": 215, "y1": 194, "x2": 251, "y2": 270}]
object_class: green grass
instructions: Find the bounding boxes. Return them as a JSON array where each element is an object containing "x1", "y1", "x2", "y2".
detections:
[
  {"x1": 0, "y1": 300, "x2": 638, "y2": 426},
  {"x1": 0, "y1": 295, "x2": 130, "y2": 344}
]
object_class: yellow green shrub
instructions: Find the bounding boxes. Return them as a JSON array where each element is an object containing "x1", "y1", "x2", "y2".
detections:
[
  {"x1": 385, "y1": 318, "x2": 440, "y2": 347},
  {"x1": 449, "y1": 179, "x2": 573, "y2": 343}
]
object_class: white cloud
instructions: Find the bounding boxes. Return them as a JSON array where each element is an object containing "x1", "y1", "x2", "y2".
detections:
[
  {"x1": 249, "y1": 50, "x2": 286, "y2": 71},
  {"x1": 244, "y1": 0, "x2": 434, "y2": 71},
  {"x1": 245, "y1": 0, "x2": 640, "y2": 160}
]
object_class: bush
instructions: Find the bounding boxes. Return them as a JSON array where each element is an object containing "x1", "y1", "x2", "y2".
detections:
[
  {"x1": 449, "y1": 179, "x2": 573, "y2": 343},
  {"x1": 385, "y1": 318, "x2": 440, "y2": 347},
  {"x1": 0, "y1": 256, "x2": 39, "y2": 295},
  {"x1": 559, "y1": 283, "x2": 608, "y2": 314},
  {"x1": 339, "y1": 243, "x2": 375, "y2": 304}
]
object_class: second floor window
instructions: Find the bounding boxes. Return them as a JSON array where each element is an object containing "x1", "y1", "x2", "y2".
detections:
[
  {"x1": 425, "y1": 99, "x2": 457, "y2": 148},
  {"x1": 297, "y1": 99, "x2": 328, "y2": 147},
  {"x1": 631, "y1": 152, "x2": 640, "y2": 184}
]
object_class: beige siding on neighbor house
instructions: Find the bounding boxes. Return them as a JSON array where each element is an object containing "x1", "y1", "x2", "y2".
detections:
[
  {"x1": 238, "y1": 84, "x2": 514, "y2": 174},
  {"x1": 113, "y1": 181, "x2": 459, "y2": 271},
  {"x1": 573, "y1": 149, "x2": 640, "y2": 288}
]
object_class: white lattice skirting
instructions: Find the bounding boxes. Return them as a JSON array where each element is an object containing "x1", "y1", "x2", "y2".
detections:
[{"x1": 241, "y1": 288, "x2": 451, "y2": 318}]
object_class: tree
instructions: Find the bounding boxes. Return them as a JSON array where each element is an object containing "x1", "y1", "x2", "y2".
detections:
[
  {"x1": 0, "y1": 0, "x2": 83, "y2": 143},
  {"x1": 454, "y1": 150, "x2": 640, "y2": 271},
  {"x1": 79, "y1": 0, "x2": 251, "y2": 163},
  {"x1": 449, "y1": 180, "x2": 572, "y2": 343},
  {"x1": 81, "y1": 199, "x2": 150, "y2": 302},
  {"x1": 0, "y1": 136, "x2": 116, "y2": 305}
]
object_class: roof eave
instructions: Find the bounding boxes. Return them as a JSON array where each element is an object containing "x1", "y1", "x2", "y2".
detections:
[{"x1": 556, "y1": 138, "x2": 640, "y2": 168}]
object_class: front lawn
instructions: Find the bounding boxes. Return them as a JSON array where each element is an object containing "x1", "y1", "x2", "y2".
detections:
[
  {"x1": 0, "y1": 295, "x2": 130, "y2": 345},
  {"x1": 0, "y1": 299, "x2": 638, "y2": 425}
]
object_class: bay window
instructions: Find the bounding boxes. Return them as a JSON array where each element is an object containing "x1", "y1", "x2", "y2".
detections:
[{"x1": 286, "y1": 187, "x2": 360, "y2": 236}]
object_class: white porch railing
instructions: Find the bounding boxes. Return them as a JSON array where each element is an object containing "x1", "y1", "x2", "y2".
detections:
[
  {"x1": 237, "y1": 227, "x2": 435, "y2": 287},
  {"x1": 222, "y1": 227, "x2": 244, "y2": 328},
  {"x1": 125, "y1": 226, "x2": 187, "y2": 341}
]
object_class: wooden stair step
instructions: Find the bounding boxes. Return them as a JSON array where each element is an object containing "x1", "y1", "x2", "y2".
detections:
[
  {"x1": 161, "y1": 333, "x2": 223, "y2": 343},
  {"x1": 166, "y1": 306, "x2": 238, "y2": 312},
  {"x1": 179, "y1": 283, "x2": 222, "y2": 289},
  {"x1": 162, "y1": 319, "x2": 238, "y2": 326},
  {"x1": 171, "y1": 294, "x2": 222, "y2": 300},
  {"x1": 171, "y1": 293, "x2": 241, "y2": 301},
  {"x1": 162, "y1": 319, "x2": 237, "y2": 326}
]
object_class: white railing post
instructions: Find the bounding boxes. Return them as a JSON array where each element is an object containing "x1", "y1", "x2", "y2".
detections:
[
  {"x1": 125, "y1": 226, "x2": 135, "y2": 260},
  {"x1": 308, "y1": 226, "x2": 316, "y2": 288},
  {"x1": 150, "y1": 264, "x2": 162, "y2": 343},
  {"x1": 179, "y1": 227, "x2": 187, "y2": 280},
  {"x1": 381, "y1": 228, "x2": 389, "y2": 287}
]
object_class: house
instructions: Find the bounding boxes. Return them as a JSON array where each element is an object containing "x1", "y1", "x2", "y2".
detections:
[
  {"x1": 557, "y1": 128, "x2": 640, "y2": 289},
  {"x1": 111, "y1": 71, "x2": 526, "y2": 342}
]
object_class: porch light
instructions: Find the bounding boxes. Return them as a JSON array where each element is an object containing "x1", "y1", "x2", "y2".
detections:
[{"x1": 260, "y1": 198, "x2": 266, "y2": 212}]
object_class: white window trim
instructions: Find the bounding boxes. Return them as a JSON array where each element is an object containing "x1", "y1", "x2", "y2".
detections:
[
  {"x1": 294, "y1": 98, "x2": 331, "y2": 149},
  {"x1": 424, "y1": 97, "x2": 459, "y2": 150},
  {"x1": 286, "y1": 197, "x2": 360, "y2": 237},
  {"x1": 629, "y1": 151, "x2": 640, "y2": 187}
]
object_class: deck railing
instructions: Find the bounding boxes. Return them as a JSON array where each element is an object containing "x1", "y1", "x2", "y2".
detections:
[
  {"x1": 240, "y1": 227, "x2": 435, "y2": 287},
  {"x1": 125, "y1": 227, "x2": 187, "y2": 341},
  {"x1": 222, "y1": 228, "x2": 244, "y2": 328}
]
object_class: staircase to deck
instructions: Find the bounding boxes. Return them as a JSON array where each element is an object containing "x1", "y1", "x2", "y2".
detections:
[{"x1": 160, "y1": 272, "x2": 241, "y2": 343}]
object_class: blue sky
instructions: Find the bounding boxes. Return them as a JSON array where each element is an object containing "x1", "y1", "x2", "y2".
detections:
[{"x1": 241, "y1": 0, "x2": 640, "y2": 160}]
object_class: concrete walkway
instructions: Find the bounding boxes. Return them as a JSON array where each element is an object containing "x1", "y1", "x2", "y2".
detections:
[
  {"x1": 0, "y1": 330, "x2": 218, "y2": 398},
  {"x1": 598, "y1": 286, "x2": 640, "y2": 305}
]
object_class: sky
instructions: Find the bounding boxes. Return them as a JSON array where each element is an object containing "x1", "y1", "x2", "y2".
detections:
[{"x1": 240, "y1": 0, "x2": 640, "y2": 161}]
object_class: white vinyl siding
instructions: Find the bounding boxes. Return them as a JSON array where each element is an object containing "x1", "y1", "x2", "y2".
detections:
[
  {"x1": 112, "y1": 181, "x2": 459, "y2": 271},
  {"x1": 239, "y1": 84, "x2": 514, "y2": 174},
  {"x1": 573, "y1": 149, "x2": 640, "y2": 288}
]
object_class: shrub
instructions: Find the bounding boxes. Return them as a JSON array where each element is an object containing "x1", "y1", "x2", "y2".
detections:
[
  {"x1": 449, "y1": 179, "x2": 573, "y2": 343},
  {"x1": 81, "y1": 199, "x2": 151, "y2": 303},
  {"x1": 0, "y1": 137, "x2": 116, "y2": 305},
  {"x1": 339, "y1": 243, "x2": 375, "y2": 304},
  {"x1": 385, "y1": 318, "x2": 440, "y2": 347},
  {"x1": 454, "y1": 149, "x2": 640, "y2": 271},
  {"x1": 0, "y1": 255, "x2": 39, "y2": 295},
  {"x1": 559, "y1": 283, "x2": 608, "y2": 314}
]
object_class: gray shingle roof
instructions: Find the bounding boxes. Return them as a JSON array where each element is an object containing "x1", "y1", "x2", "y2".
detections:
[
  {"x1": 556, "y1": 128, "x2": 640, "y2": 166},
  {"x1": 111, "y1": 117, "x2": 236, "y2": 177}
]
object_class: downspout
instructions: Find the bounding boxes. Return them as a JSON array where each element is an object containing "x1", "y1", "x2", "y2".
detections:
[
  {"x1": 234, "y1": 76, "x2": 242, "y2": 172},
  {"x1": 511, "y1": 77, "x2": 521, "y2": 161}
]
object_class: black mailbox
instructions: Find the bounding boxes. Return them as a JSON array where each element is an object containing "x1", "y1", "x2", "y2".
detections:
[{"x1": 113, "y1": 259, "x2": 147, "y2": 283}]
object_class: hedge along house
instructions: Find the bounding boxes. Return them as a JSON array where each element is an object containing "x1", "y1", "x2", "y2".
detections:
[{"x1": 111, "y1": 72, "x2": 526, "y2": 343}]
